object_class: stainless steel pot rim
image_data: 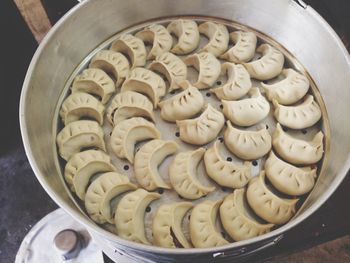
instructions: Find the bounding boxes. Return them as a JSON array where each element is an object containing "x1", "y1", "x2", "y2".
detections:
[{"x1": 20, "y1": 0, "x2": 350, "y2": 255}]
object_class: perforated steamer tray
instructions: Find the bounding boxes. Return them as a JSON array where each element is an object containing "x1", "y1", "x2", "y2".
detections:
[{"x1": 53, "y1": 16, "x2": 330, "y2": 246}]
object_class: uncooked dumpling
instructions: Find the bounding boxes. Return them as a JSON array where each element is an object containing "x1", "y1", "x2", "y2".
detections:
[
  {"x1": 261, "y1": 69, "x2": 309, "y2": 105},
  {"x1": 84, "y1": 172, "x2": 135, "y2": 224},
  {"x1": 184, "y1": 52, "x2": 221, "y2": 89},
  {"x1": 247, "y1": 171, "x2": 298, "y2": 224},
  {"x1": 222, "y1": 88, "x2": 270, "y2": 127},
  {"x1": 110, "y1": 117, "x2": 161, "y2": 163},
  {"x1": 135, "y1": 24, "x2": 173, "y2": 60},
  {"x1": 169, "y1": 148, "x2": 215, "y2": 200},
  {"x1": 198, "y1": 22, "x2": 229, "y2": 57},
  {"x1": 56, "y1": 120, "x2": 106, "y2": 161},
  {"x1": 106, "y1": 91, "x2": 155, "y2": 125},
  {"x1": 211, "y1": 62, "x2": 252, "y2": 100},
  {"x1": 190, "y1": 200, "x2": 229, "y2": 248},
  {"x1": 64, "y1": 150, "x2": 116, "y2": 200},
  {"x1": 60, "y1": 92, "x2": 105, "y2": 125},
  {"x1": 149, "y1": 52, "x2": 187, "y2": 92},
  {"x1": 134, "y1": 139, "x2": 179, "y2": 190},
  {"x1": 110, "y1": 34, "x2": 147, "y2": 68},
  {"x1": 273, "y1": 95, "x2": 322, "y2": 129},
  {"x1": 72, "y1": 68, "x2": 115, "y2": 104},
  {"x1": 152, "y1": 202, "x2": 193, "y2": 248},
  {"x1": 204, "y1": 141, "x2": 251, "y2": 188},
  {"x1": 89, "y1": 50, "x2": 130, "y2": 87},
  {"x1": 220, "y1": 189, "x2": 274, "y2": 241},
  {"x1": 244, "y1": 44, "x2": 284, "y2": 80},
  {"x1": 176, "y1": 104, "x2": 225, "y2": 145},
  {"x1": 64, "y1": 149, "x2": 115, "y2": 189},
  {"x1": 121, "y1": 67, "x2": 166, "y2": 107},
  {"x1": 272, "y1": 123, "x2": 324, "y2": 165},
  {"x1": 265, "y1": 151, "x2": 317, "y2": 196},
  {"x1": 115, "y1": 189, "x2": 160, "y2": 244},
  {"x1": 167, "y1": 19, "x2": 200, "y2": 55},
  {"x1": 220, "y1": 31, "x2": 257, "y2": 63},
  {"x1": 224, "y1": 121, "x2": 271, "y2": 160},
  {"x1": 158, "y1": 81, "x2": 204, "y2": 122}
]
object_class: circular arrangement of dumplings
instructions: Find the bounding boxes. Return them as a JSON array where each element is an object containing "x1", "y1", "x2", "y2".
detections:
[{"x1": 56, "y1": 18, "x2": 325, "y2": 249}]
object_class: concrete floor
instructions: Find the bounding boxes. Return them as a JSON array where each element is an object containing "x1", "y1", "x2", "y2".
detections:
[{"x1": 267, "y1": 235, "x2": 350, "y2": 263}]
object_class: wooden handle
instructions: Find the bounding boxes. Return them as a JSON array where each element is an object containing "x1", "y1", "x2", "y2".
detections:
[{"x1": 13, "y1": 0, "x2": 52, "y2": 43}]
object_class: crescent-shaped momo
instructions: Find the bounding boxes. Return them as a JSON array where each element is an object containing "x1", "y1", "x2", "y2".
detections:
[
  {"x1": 84, "y1": 172, "x2": 135, "y2": 224},
  {"x1": 158, "y1": 81, "x2": 204, "y2": 122},
  {"x1": 265, "y1": 151, "x2": 317, "y2": 196},
  {"x1": 110, "y1": 117, "x2": 161, "y2": 163},
  {"x1": 72, "y1": 68, "x2": 115, "y2": 104},
  {"x1": 89, "y1": 50, "x2": 130, "y2": 87},
  {"x1": 247, "y1": 171, "x2": 298, "y2": 224},
  {"x1": 152, "y1": 202, "x2": 193, "y2": 248},
  {"x1": 134, "y1": 139, "x2": 179, "y2": 190},
  {"x1": 224, "y1": 121, "x2": 272, "y2": 160},
  {"x1": 64, "y1": 150, "x2": 116, "y2": 200},
  {"x1": 273, "y1": 95, "x2": 322, "y2": 129},
  {"x1": 64, "y1": 149, "x2": 115, "y2": 188},
  {"x1": 244, "y1": 44, "x2": 284, "y2": 80},
  {"x1": 272, "y1": 123, "x2": 324, "y2": 165},
  {"x1": 60, "y1": 92, "x2": 105, "y2": 125},
  {"x1": 211, "y1": 62, "x2": 252, "y2": 100},
  {"x1": 56, "y1": 120, "x2": 106, "y2": 161},
  {"x1": 167, "y1": 19, "x2": 200, "y2": 55},
  {"x1": 220, "y1": 189, "x2": 274, "y2": 241},
  {"x1": 176, "y1": 104, "x2": 225, "y2": 145},
  {"x1": 261, "y1": 69, "x2": 309, "y2": 105},
  {"x1": 222, "y1": 88, "x2": 270, "y2": 127},
  {"x1": 115, "y1": 189, "x2": 160, "y2": 244},
  {"x1": 184, "y1": 52, "x2": 221, "y2": 89},
  {"x1": 198, "y1": 22, "x2": 229, "y2": 57},
  {"x1": 121, "y1": 67, "x2": 166, "y2": 107},
  {"x1": 110, "y1": 34, "x2": 147, "y2": 68},
  {"x1": 204, "y1": 141, "x2": 251, "y2": 188},
  {"x1": 220, "y1": 31, "x2": 257, "y2": 63},
  {"x1": 106, "y1": 91, "x2": 155, "y2": 125},
  {"x1": 190, "y1": 200, "x2": 229, "y2": 248},
  {"x1": 149, "y1": 52, "x2": 187, "y2": 92},
  {"x1": 169, "y1": 148, "x2": 215, "y2": 200},
  {"x1": 135, "y1": 24, "x2": 173, "y2": 60}
]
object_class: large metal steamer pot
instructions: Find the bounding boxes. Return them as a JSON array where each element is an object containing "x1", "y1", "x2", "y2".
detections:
[{"x1": 20, "y1": 0, "x2": 350, "y2": 262}]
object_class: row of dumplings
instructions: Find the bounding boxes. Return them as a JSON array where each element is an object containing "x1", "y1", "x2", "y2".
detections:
[
  {"x1": 59, "y1": 63, "x2": 322, "y2": 152},
  {"x1": 60, "y1": 18, "x2": 286, "y2": 108},
  {"x1": 55, "y1": 145, "x2": 312, "y2": 248},
  {"x1": 65, "y1": 152, "x2": 310, "y2": 249}
]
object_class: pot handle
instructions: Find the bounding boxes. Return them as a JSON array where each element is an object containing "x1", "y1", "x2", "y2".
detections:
[
  {"x1": 212, "y1": 234, "x2": 283, "y2": 259},
  {"x1": 293, "y1": 0, "x2": 307, "y2": 9}
]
